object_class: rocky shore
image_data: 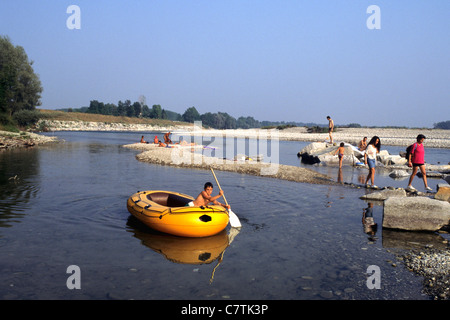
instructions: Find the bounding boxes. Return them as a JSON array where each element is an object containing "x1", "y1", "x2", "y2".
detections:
[
  {"x1": 38, "y1": 120, "x2": 450, "y2": 148},
  {"x1": 0, "y1": 130, "x2": 58, "y2": 150},
  {"x1": 402, "y1": 248, "x2": 450, "y2": 300},
  {"x1": 179, "y1": 126, "x2": 450, "y2": 149}
]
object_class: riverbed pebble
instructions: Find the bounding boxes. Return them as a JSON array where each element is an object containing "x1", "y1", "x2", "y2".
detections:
[{"x1": 401, "y1": 248, "x2": 450, "y2": 300}]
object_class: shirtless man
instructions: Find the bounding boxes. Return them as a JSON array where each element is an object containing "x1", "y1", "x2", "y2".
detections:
[
  {"x1": 164, "y1": 132, "x2": 172, "y2": 145},
  {"x1": 358, "y1": 137, "x2": 368, "y2": 151},
  {"x1": 327, "y1": 116, "x2": 334, "y2": 144},
  {"x1": 187, "y1": 182, "x2": 230, "y2": 209}
]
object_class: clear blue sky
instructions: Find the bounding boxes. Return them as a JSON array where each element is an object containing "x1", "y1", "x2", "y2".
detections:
[{"x1": 1, "y1": 0, "x2": 449, "y2": 127}]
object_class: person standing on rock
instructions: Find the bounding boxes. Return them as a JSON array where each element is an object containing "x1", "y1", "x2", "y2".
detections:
[
  {"x1": 164, "y1": 132, "x2": 172, "y2": 145},
  {"x1": 327, "y1": 116, "x2": 334, "y2": 144},
  {"x1": 364, "y1": 136, "x2": 381, "y2": 188},
  {"x1": 406, "y1": 134, "x2": 432, "y2": 192}
]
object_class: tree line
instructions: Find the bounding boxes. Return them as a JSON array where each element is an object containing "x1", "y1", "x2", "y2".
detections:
[
  {"x1": 0, "y1": 36, "x2": 43, "y2": 129},
  {"x1": 74, "y1": 101, "x2": 312, "y2": 129}
]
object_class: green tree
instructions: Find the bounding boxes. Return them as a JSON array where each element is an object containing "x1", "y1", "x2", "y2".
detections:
[
  {"x1": 150, "y1": 104, "x2": 162, "y2": 119},
  {"x1": 132, "y1": 101, "x2": 141, "y2": 118},
  {"x1": 124, "y1": 100, "x2": 134, "y2": 117},
  {"x1": 434, "y1": 120, "x2": 450, "y2": 130},
  {"x1": 182, "y1": 106, "x2": 201, "y2": 123},
  {"x1": 117, "y1": 100, "x2": 126, "y2": 116},
  {"x1": 0, "y1": 36, "x2": 43, "y2": 121}
]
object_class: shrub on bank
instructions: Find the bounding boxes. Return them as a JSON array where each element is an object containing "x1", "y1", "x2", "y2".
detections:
[{"x1": 12, "y1": 110, "x2": 43, "y2": 127}]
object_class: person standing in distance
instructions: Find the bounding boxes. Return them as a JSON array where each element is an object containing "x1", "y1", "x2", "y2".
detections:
[{"x1": 327, "y1": 116, "x2": 334, "y2": 144}]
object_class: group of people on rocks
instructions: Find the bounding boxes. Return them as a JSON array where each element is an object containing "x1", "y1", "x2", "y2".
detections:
[
  {"x1": 327, "y1": 116, "x2": 432, "y2": 192},
  {"x1": 140, "y1": 132, "x2": 196, "y2": 148},
  {"x1": 140, "y1": 132, "x2": 173, "y2": 147}
]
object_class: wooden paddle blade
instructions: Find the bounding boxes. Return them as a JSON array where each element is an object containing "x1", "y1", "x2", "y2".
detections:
[{"x1": 228, "y1": 209, "x2": 242, "y2": 229}]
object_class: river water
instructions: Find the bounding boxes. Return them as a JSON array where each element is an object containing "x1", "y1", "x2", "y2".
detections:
[{"x1": 0, "y1": 131, "x2": 449, "y2": 300}]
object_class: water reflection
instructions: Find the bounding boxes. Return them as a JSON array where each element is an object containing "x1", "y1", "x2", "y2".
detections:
[
  {"x1": 126, "y1": 216, "x2": 241, "y2": 283},
  {"x1": 362, "y1": 202, "x2": 378, "y2": 242},
  {"x1": 382, "y1": 229, "x2": 449, "y2": 250},
  {"x1": 0, "y1": 149, "x2": 40, "y2": 228}
]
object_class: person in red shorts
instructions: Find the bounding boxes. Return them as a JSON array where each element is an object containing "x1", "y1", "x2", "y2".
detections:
[{"x1": 406, "y1": 134, "x2": 432, "y2": 192}]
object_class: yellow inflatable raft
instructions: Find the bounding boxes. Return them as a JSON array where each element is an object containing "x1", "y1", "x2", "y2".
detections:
[{"x1": 127, "y1": 190, "x2": 229, "y2": 237}]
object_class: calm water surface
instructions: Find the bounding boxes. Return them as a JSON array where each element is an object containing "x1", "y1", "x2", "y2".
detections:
[{"x1": 0, "y1": 131, "x2": 449, "y2": 300}]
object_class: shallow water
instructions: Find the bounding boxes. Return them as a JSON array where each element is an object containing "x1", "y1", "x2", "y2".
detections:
[{"x1": 0, "y1": 131, "x2": 449, "y2": 300}]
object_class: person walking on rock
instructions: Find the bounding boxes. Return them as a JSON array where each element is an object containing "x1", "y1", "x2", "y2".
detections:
[
  {"x1": 364, "y1": 136, "x2": 381, "y2": 188},
  {"x1": 406, "y1": 134, "x2": 432, "y2": 192}
]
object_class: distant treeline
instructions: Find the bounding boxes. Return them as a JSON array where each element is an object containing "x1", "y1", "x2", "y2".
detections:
[
  {"x1": 65, "y1": 100, "x2": 319, "y2": 129},
  {"x1": 64, "y1": 100, "x2": 450, "y2": 130},
  {"x1": 434, "y1": 120, "x2": 450, "y2": 130}
]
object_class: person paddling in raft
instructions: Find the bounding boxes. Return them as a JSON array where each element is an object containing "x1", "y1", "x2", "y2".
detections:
[{"x1": 186, "y1": 182, "x2": 230, "y2": 209}]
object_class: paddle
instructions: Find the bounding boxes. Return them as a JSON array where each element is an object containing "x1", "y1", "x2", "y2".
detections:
[{"x1": 210, "y1": 168, "x2": 242, "y2": 229}]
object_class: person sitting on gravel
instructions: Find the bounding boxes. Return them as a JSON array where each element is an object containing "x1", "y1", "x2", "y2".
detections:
[
  {"x1": 158, "y1": 140, "x2": 172, "y2": 148},
  {"x1": 358, "y1": 137, "x2": 367, "y2": 151},
  {"x1": 140, "y1": 136, "x2": 148, "y2": 144}
]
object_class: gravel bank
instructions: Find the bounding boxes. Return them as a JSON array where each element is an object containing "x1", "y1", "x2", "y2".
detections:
[
  {"x1": 39, "y1": 120, "x2": 450, "y2": 148},
  {"x1": 0, "y1": 130, "x2": 58, "y2": 150},
  {"x1": 177, "y1": 127, "x2": 450, "y2": 149},
  {"x1": 402, "y1": 248, "x2": 450, "y2": 300},
  {"x1": 123, "y1": 143, "x2": 337, "y2": 185}
]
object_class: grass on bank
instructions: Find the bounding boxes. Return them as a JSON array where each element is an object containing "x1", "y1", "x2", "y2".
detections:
[
  {"x1": 37, "y1": 109, "x2": 189, "y2": 127},
  {"x1": 0, "y1": 109, "x2": 191, "y2": 133}
]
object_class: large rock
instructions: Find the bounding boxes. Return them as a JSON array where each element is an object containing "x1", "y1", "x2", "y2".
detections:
[
  {"x1": 298, "y1": 142, "x2": 363, "y2": 165},
  {"x1": 383, "y1": 197, "x2": 450, "y2": 231},
  {"x1": 435, "y1": 183, "x2": 450, "y2": 202},
  {"x1": 388, "y1": 170, "x2": 410, "y2": 179},
  {"x1": 360, "y1": 189, "x2": 407, "y2": 201},
  {"x1": 379, "y1": 154, "x2": 407, "y2": 166}
]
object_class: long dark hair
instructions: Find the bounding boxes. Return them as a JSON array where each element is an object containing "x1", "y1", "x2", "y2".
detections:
[{"x1": 367, "y1": 136, "x2": 381, "y2": 152}]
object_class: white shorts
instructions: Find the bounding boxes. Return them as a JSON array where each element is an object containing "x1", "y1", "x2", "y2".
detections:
[{"x1": 186, "y1": 201, "x2": 194, "y2": 207}]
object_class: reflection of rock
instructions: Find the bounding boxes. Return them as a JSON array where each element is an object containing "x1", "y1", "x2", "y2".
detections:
[
  {"x1": 382, "y1": 229, "x2": 449, "y2": 250},
  {"x1": 383, "y1": 197, "x2": 450, "y2": 231}
]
